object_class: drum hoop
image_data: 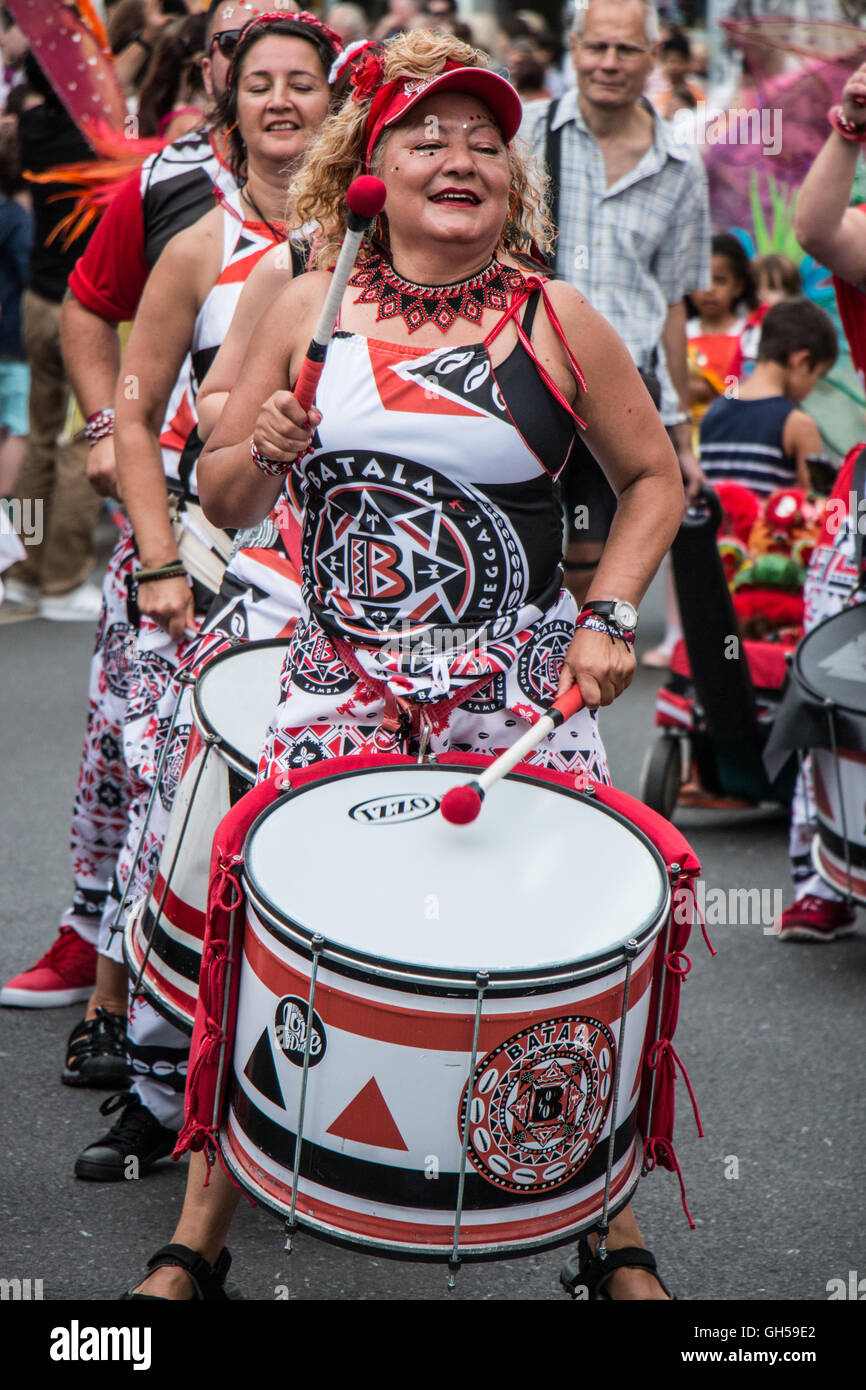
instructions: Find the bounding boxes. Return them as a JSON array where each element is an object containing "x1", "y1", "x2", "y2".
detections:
[
  {"x1": 242, "y1": 763, "x2": 671, "y2": 994},
  {"x1": 216, "y1": 1117, "x2": 642, "y2": 1261},
  {"x1": 192, "y1": 638, "x2": 289, "y2": 779},
  {"x1": 793, "y1": 606, "x2": 866, "y2": 718}
]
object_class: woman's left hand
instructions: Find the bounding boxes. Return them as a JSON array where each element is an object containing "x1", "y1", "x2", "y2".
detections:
[{"x1": 556, "y1": 625, "x2": 636, "y2": 708}]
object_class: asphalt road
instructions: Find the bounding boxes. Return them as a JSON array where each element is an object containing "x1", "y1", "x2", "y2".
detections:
[{"x1": 1, "y1": 571, "x2": 864, "y2": 1303}]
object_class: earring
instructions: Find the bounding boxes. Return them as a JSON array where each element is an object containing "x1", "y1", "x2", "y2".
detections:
[{"x1": 220, "y1": 120, "x2": 238, "y2": 164}]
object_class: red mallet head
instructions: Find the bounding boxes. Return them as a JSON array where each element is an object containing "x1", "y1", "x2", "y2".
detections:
[
  {"x1": 346, "y1": 175, "x2": 387, "y2": 220},
  {"x1": 440, "y1": 781, "x2": 484, "y2": 825}
]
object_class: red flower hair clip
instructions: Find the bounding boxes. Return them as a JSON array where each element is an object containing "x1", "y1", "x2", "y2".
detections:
[{"x1": 350, "y1": 50, "x2": 387, "y2": 102}]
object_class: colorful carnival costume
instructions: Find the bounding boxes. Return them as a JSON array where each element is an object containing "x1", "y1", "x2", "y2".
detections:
[{"x1": 260, "y1": 283, "x2": 609, "y2": 783}]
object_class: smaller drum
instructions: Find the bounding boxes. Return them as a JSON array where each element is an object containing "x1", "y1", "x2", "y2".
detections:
[
  {"x1": 792, "y1": 604, "x2": 866, "y2": 901},
  {"x1": 220, "y1": 759, "x2": 671, "y2": 1260},
  {"x1": 125, "y1": 640, "x2": 288, "y2": 1029}
]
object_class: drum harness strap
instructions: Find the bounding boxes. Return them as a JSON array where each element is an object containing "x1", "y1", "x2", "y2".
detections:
[{"x1": 331, "y1": 636, "x2": 498, "y2": 752}]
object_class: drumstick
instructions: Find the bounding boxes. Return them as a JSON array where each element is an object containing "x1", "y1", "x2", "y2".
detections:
[
  {"x1": 292, "y1": 175, "x2": 387, "y2": 412},
  {"x1": 440, "y1": 683, "x2": 585, "y2": 825}
]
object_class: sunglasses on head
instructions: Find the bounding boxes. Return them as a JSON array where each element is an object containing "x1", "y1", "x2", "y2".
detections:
[{"x1": 209, "y1": 29, "x2": 242, "y2": 58}]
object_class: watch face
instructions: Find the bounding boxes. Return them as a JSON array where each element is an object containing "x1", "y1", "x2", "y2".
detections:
[{"x1": 613, "y1": 601, "x2": 637, "y2": 631}]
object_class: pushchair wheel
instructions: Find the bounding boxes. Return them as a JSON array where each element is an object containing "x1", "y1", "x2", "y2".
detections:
[{"x1": 639, "y1": 735, "x2": 681, "y2": 819}]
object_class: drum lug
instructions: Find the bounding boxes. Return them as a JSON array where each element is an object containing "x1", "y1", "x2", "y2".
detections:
[
  {"x1": 446, "y1": 1256, "x2": 461, "y2": 1291},
  {"x1": 595, "y1": 1222, "x2": 610, "y2": 1261}
]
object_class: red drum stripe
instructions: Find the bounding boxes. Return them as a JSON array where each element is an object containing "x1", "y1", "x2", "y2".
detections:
[
  {"x1": 814, "y1": 848, "x2": 866, "y2": 899},
  {"x1": 126, "y1": 925, "x2": 196, "y2": 1023},
  {"x1": 243, "y1": 927, "x2": 655, "y2": 1051},
  {"x1": 150, "y1": 873, "x2": 207, "y2": 937},
  {"x1": 222, "y1": 1123, "x2": 640, "y2": 1249}
]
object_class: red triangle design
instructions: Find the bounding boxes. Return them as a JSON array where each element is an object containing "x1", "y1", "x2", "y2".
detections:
[{"x1": 326, "y1": 1076, "x2": 408, "y2": 1151}]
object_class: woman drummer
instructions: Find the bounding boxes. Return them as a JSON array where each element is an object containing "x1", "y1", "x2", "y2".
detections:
[
  {"x1": 128, "y1": 30, "x2": 683, "y2": 1300},
  {"x1": 72, "y1": 11, "x2": 342, "y2": 1175}
]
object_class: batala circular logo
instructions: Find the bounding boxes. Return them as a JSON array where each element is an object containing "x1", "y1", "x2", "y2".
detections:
[{"x1": 460, "y1": 1015, "x2": 616, "y2": 1193}]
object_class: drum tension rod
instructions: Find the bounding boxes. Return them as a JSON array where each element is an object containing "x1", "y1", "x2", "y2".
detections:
[
  {"x1": 448, "y1": 970, "x2": 489, "y2": 1290},
  {"x1": 285, "y1": 934, "x2": 326, "y2": 1254},
  {"x1": 131, "y1": 728, "x2": 221, "y2": 1003},
  {"x1": 597, "y1": 938, "x2": 638, "y2": 1261}
]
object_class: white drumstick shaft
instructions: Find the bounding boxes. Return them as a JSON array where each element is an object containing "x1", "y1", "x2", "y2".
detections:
[
  {"x1": 477, "y1": 713, "x2": 556, "y2": 791},
  {"x1": 310, "y1": 226, "x2": 365, "y2": 347}
]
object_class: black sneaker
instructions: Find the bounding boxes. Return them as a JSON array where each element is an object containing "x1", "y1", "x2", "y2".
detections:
[
  {"x1": 74, "y1": 1092, "x2": 177, "y2": 1182},
  {"x1": 62, "y1": 1008, "x2": 131, "y2": 1089}
]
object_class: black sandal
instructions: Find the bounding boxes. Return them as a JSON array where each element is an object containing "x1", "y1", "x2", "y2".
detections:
[
  {"x1": 121, "y1": 1244, "x2": 235, "y2": 1301},
  {"x1": 560, "y1": 1236, "x2": 674, "y2": 1300},
  {"x1": 62, "y1": 1008, "x2": 130, "y2": 1089}
]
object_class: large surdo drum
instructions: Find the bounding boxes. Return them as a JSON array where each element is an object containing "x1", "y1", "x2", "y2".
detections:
[{"x1": 220, "y1": 759, "x2": 671, "y2": 1260}]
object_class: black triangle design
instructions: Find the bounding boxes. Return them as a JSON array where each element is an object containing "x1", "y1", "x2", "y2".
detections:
[{"x1": 243, "y1": 1028, "x2": 285, "y2": 1109}]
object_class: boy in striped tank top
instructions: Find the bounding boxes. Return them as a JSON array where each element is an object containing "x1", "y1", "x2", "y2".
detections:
[{"x1": 699, "y1": 299, "x2": 837, "y2": 496}]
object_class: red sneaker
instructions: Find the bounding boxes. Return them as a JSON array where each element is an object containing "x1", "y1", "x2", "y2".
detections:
[
  {"x1": 0, "y1": 927, "x2": 97, "y2": 1006},
  {"x1": 774, "y1": 895, "x2": 857, "y2": 943}
]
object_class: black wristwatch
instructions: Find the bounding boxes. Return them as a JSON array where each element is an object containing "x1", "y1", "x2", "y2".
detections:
[{"x1": 578, "y1": 598, "x2": 638, "y2": 635}]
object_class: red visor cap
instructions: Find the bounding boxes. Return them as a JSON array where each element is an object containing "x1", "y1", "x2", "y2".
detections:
[{"x1": 365, "y1": 66, "x2": 523, "y2": 166}]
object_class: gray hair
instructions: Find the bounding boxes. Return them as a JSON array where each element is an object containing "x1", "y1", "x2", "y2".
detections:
[{"x1": 570, "y1": 0, "x2": 661, "y2": 45}]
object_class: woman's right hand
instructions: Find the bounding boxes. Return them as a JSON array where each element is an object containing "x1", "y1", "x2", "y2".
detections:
[
  {"x1": 842, "y1": 62, "x2": 866, "y2": 126},
  {"x1": 252, "y1": 391, "x2": 322, "y2": 464},
  {"x1": 137, "y1": 575, "x2": 195, "y2": 643}
]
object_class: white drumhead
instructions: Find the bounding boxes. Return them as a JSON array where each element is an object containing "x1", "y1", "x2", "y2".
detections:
[
  {"x1": 246, "y1": 765, "x2": 668, "y2": 974},
  {"x1": 195, "y1": 642, "x2": 287, "y2": 766}
]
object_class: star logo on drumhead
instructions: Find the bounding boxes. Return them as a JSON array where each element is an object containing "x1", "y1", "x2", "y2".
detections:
[{"x1": 460, "y1": 1016, "x2": 616, "y2": 1194}]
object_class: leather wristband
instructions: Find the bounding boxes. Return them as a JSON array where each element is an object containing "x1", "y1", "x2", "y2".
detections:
[{"x1": 133, "y1": 562, "x2": 187, "y2": 586}]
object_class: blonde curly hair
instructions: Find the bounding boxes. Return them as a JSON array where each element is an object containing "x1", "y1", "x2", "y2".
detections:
[{"x1": 290, "y1": 30, "x2": 554, "y2": 269}]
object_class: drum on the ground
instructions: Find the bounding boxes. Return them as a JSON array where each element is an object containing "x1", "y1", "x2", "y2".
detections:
[
  {"x1": 792, "y1": 604, "x2": 866, "y2": 902},
  {"x1": 125, "y1": 639, "x2": 288, "y2": 1030},
  {"x1": 220, "y1": 758, "x2": 671, "y2": 1260}
]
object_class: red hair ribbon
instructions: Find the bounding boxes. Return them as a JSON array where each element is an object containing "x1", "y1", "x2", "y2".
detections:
[{"x1": 227, "y1": 10, "x2": 343, "y2": 91}]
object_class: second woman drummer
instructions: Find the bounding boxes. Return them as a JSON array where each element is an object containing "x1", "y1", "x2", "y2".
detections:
[{"x1": 72, "y1": 11, "x2": 342, "y2": 1182}]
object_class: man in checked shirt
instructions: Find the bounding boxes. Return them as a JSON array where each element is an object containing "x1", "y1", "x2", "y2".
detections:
[{"x1": 522, "y1": 0, "x2": 710, "y2": 612}]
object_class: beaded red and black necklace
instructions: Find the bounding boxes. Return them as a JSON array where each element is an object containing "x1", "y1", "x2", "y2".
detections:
[{"x1": 348, "y1": 252, "x2": 528, "y2": 333}]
